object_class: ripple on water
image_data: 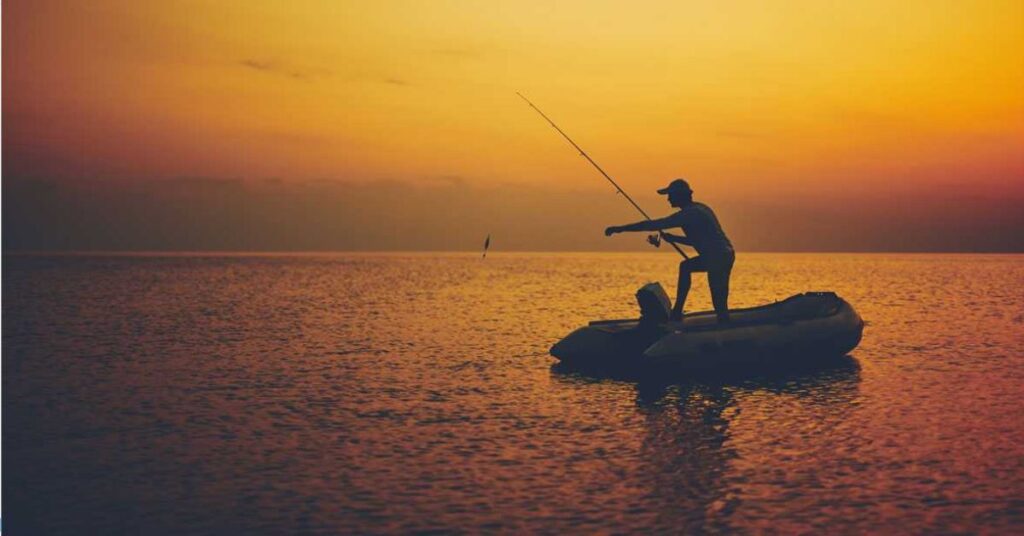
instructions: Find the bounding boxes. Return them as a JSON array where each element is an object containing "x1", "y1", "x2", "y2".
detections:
[{"x1": 4, "y1": 252, "x2": 1023, "y2": 533}]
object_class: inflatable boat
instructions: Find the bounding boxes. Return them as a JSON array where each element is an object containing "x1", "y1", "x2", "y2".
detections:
[{"x1": 550, "y1": 287, "x2": 863, "y2": 373}]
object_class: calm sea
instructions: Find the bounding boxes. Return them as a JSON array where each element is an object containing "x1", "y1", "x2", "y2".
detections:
[{"x1": 4, "y1": 252, "x2": 1023, "y2": 533}]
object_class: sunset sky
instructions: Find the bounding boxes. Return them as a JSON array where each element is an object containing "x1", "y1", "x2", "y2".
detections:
[{"x1": 4, "y1": 0, "x2": 1023, "y2": 251}]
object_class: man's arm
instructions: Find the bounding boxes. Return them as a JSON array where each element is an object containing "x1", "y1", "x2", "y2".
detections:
[
  {"x1": 605, "y1": 213, "x2": 683, "y2": 236},
  {"x1": 661, "y1": 233, "x2": 693, "y2": 246}
]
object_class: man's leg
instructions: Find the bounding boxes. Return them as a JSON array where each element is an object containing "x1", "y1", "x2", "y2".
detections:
[
  {"x1": 672, "y1": 256, "x2": 706, "y2": 321},
  {"x1": 708, "y1": 256, "x2": 734, "y2": 323}
]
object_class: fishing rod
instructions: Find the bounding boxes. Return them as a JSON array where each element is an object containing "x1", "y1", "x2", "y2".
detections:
[{"x1": 516, "y1": 92, "x2": 688, "y2": 259}]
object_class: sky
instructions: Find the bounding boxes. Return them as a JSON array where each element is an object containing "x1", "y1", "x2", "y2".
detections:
[{"x1": 4, "y1": 0, "x2": 1023, "y2": 251}]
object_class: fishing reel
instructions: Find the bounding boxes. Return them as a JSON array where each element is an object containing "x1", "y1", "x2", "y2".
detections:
[{"x1": 646, "y1": 233, "x2": 661, "y2": 248}]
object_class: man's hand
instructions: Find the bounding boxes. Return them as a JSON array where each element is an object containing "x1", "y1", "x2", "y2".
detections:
[{"x1": 604, "y1": 226, "x2": 621, "y2": 237}]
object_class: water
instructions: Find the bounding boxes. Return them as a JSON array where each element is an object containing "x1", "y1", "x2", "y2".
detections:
[{"x1": 4, "y1": 252, "x2": 1023, "y2": 533}]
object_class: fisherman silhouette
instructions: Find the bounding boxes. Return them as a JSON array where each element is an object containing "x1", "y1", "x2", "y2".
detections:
[{"x1": 605, "y1": 179, "x2": 735, "y2": 324}]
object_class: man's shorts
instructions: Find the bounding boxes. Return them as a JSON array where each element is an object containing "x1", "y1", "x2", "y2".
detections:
[{"x1": 686, "y1": 249, "x2": 735, "y2": 275}]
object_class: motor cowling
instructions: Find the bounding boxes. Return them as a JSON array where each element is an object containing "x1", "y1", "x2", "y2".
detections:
[{"x1": 636, "y1": 282, "x2": 672, "y2": 326}]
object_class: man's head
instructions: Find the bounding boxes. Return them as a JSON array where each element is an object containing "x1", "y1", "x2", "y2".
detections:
[{"x1": 657, "y1": 178, "x2": 693, "y2": 208}]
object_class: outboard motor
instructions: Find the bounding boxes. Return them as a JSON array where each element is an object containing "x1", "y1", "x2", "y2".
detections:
[{"x1": 636, "y1": 282, "x2": 672, "y2": 327}]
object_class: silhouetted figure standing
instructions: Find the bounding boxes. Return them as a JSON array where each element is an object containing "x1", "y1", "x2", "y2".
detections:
[{"x1": 605, "y1": 179, "x2": 735, "y2": 323}]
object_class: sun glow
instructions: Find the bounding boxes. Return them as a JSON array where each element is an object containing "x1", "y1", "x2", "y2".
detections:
[{"x1": 4, "y1": 1, "x2": 1023, "y2": 251}]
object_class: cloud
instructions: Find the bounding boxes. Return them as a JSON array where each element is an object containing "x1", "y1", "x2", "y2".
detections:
[
  {"x1": 239, "y1": 59, "x2": 406, "y2": 86},
  {"x1": 3, "y1": 177, "x2": 1023, "y2": 252},
  {"x1": 238, "y1": 59, "x2": 318, "y2": 80},
  {"x1": 424, "y1": 175, "x2": 469, "y2": 186},
  {"x1": 1, "y1": 177, "x2": 639, "y2": 251}
]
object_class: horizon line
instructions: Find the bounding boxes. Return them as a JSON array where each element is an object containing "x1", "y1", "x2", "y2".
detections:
[{"x1": 4, "y1": 249, "x2": 1024, "y2": 256}]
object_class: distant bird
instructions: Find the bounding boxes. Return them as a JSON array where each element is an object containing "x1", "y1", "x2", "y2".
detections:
[{"x1": 482, "y1": 234, "x2": 491, "y2": 259}]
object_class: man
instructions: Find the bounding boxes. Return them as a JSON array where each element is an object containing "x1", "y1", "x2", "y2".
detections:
[{"x1": 605, "y1": 179, "x2": 735, "y2": 323}]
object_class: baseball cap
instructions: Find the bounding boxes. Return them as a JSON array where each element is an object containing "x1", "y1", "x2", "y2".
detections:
[{"x1": 657, "y1": 179, "x2": 692, "y2": 195}]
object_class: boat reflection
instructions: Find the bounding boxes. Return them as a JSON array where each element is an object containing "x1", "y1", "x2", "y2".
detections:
[
  {"x1": 550, "y1": 356, "x2": 861, "y2": 532},
  {"x1": 551, "y1": 353, "x2": 860, "y2": 385}
]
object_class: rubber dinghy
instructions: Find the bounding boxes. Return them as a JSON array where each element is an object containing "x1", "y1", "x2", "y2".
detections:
[{"x1": 551, "y1": 283, "x2": 864, "y2": 373}]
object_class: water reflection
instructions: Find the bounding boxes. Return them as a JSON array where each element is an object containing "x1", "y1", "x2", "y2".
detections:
[
  {"x1": 551, "y1": 357, "x2": 861, "y2": 532},
  {"x1": 12, "y1": 252, "x2": 1017, "y2": 532}
]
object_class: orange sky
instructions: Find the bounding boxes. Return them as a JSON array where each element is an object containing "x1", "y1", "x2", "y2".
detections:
[{"x1": 4, "y1": 1, "x2": 1024, "y2": 250}]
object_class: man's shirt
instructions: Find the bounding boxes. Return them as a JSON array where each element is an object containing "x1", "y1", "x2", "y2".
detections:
[{"x1": 671, "y1": 202, "x2": 734, "y2": 256}]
